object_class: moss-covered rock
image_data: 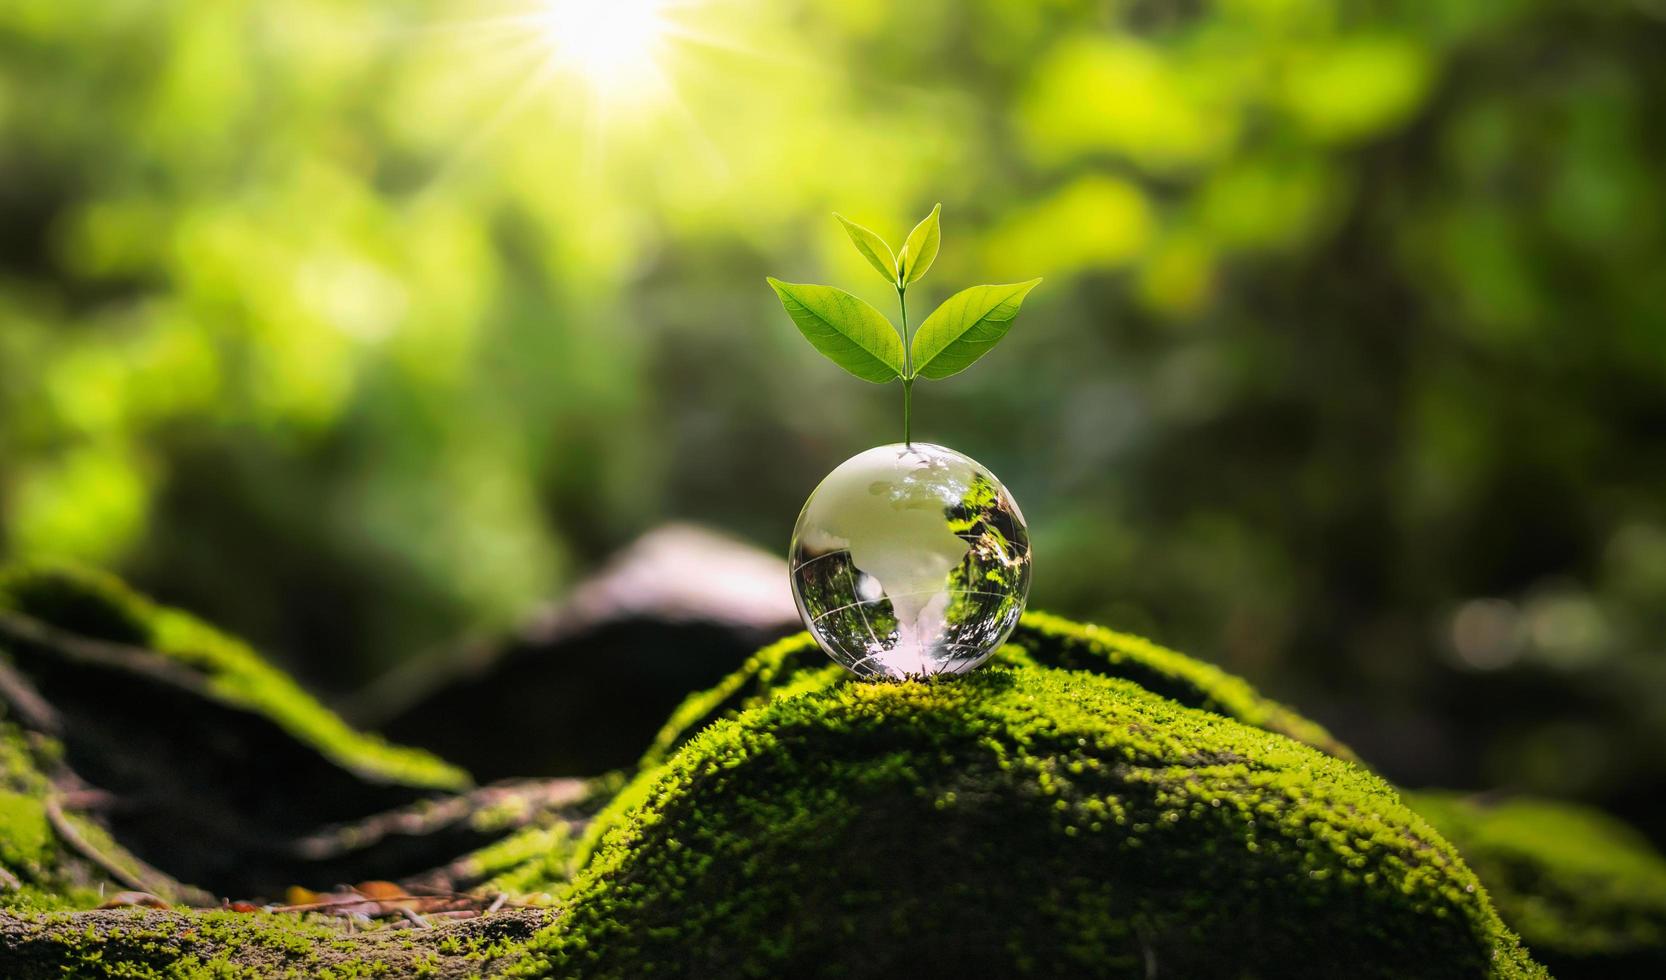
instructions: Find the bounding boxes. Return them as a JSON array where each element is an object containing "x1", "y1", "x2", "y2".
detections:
[
  {"x1": 643, "y1": 611, "x2": 1353, "y2": 769},
  {"x1": 489, "y1": 616, "x2": 1357, "y2": 902},
  {"x1": 0, "y1": 563, "x2": 465, "y2": 792},
  {"x1": 526, "y1": 665, "x2": 1540, "y2": 978},
  {"x1": 0, "y1": 564, "x2": 486, "y2": 896},
  {"x1": 1410, "y1": 791, "x2": 1666, "y2": 978},
  {"x1": 6, "y1": 569, "x2": 1618, "y2": 979}
]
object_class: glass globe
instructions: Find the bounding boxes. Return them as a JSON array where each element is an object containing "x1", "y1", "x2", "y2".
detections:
[{"x1": 789, "y1": 442, "x2": 1032, "y2": 678}]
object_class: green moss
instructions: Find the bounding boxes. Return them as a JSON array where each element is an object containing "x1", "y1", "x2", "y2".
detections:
[
  {"x1": 1011, "y1": 611, "x2": 1355, "y2": 759},
  {"x1": 0, "y1": 907, "x2": 554, "y2": 979},
  {"x1": 1410, "y1": 791, "x2": 1666, "y2": 978},
  {"x1": 0, "y1": 563, "x2": 467, "y2": 793},
  {"x1": 643, "y1": 611, "x2": 1353, "y2": 769},
  {"x1": 0, "y1": 789, "x2": 68, "y2": 909},
  {"x1": 0, "y1": 567, "x2": 151, "y2": 646},
  {"x1": 0, "y1": 790, "x2": 52, "y2": 866},
  {"x1": 527, "y1": 665, "x2": 1540, "y2": 978}
]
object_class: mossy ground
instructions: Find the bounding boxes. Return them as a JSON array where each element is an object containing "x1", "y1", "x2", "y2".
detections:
[
  {"x1": 526, "y1": 664, "x2": 1541, "y2": 978},
  {"x1": 0, "y1": 907, "x2": 555, "y2": 980},
  {"x1": 1411, "y1": 790, "x2": 1666, "y2": 978}
]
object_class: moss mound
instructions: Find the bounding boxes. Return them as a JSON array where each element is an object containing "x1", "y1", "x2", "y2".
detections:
[
  {"x1": 526, "y1": 665, "x2": 1539, "y2": 978},
  {"x1": 1410, "y1": 791, "x2": 1666, "y2": 978},
  {"x1": 643, "y1": 611, "x2": 1353, "y2": 769}
]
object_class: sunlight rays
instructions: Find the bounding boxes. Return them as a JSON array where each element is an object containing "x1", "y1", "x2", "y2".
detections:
[{"x1": 536, "y1": 0, "x2": 673, "y2": 96}]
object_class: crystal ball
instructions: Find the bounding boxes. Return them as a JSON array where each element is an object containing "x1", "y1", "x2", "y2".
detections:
[{"x1": 789, "y1": 442, "x2": 1032, "y2": 678}]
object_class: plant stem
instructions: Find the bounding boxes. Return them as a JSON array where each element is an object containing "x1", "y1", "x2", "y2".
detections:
[
  {"x1": 903, "y1": 380, "x2": 912, "y2": 446},
  {"x1": 898, "y1": 284, "x2": 912, "y2": 446}
]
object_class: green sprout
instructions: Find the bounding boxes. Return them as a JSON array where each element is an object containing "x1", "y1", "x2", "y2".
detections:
[{"x1": 767, "y1": 205, "x2": 1041, "y2": 445}]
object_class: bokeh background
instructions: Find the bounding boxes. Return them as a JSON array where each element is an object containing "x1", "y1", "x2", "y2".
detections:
[{"x1": 4, "y1": 0, "x2": 1664, "y2": 839}]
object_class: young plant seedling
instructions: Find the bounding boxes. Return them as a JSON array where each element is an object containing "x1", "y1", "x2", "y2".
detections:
[{"x1": 767, "y1": 205, "x2": 1041, "y2": 445}]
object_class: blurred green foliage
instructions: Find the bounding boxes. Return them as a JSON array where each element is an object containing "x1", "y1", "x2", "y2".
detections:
[{"x1": 2, "y1": 0, "x2": 1664, "y2": 832}]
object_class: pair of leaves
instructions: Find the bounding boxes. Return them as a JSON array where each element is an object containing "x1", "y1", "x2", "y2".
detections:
[
  {"x1": 836, "y1": 203, "x2": 940, "y2": 288},
  {"x1": 769, "y1": 205, "x2": 1039, "y2": 384},
  {"x1": 766, "y1": 276, "x2": 1041, "y2": 383}
]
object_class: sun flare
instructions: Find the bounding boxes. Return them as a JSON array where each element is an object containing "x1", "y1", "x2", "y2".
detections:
[
  {"x1": 537, "y1": 0, "x2": 672, "y2": 96},
  {"x1": 430, "y1": 0, "x2": 747, "y2": 176}
]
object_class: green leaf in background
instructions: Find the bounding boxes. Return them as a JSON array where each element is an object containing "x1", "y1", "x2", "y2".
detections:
[
  {"x1": 834, "y1": 213, "x2": 898, "y2": 284},
  {"x1": 766, "y1": 278, "x2": 905, "y2": 383},
  {"x1": 897, "y1": 203, "x2": 942, "y2": 286},
  {"x1": 911, "y1": 278, "x2": 1042, "y2": 380}
]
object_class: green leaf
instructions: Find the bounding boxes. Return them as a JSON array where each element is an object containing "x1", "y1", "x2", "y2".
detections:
[
  {"x1": 834, "y1": 213, "x2": 898, "y2": 284},
  {"x1": 910, "y1": 279, "x2": 1042, "y2": 380},
  {"x1": 897, "y1": 203, "x2": 942, "y2": 286},
  {"x1": 766, "y1": 278, "x2": 904, "y2": 383}
]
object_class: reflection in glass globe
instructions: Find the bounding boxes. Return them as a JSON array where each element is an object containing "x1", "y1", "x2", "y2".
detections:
[{"x1": 789, "y1": 442, "x2": 1032, "y2": 678}]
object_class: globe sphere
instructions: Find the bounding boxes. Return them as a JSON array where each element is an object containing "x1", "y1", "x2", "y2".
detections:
[{"x1": 789, "y1": 442, "x2": 1032, "y2": 678}]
